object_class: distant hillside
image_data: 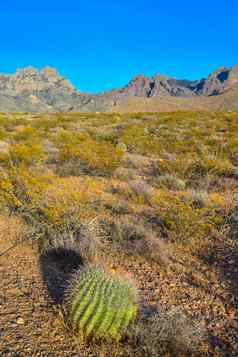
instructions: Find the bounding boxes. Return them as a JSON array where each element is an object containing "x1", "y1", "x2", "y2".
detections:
[
  {"x1": 0, "y1": 66, "x2": 114, "y2": 112},
  {"x1": 112, "y1": 65, "x2": 238, "y2": 99},
  {"x1": 0, "y1": 65, "x2": 238, "y2": 112},
  {"x1": 111, "y1": 84, "x2": 238, "y2": 112}
]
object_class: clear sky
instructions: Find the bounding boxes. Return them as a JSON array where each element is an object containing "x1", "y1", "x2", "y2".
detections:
[{"x1": 0, "y1": 1, "x2": 237, "y2": 93}]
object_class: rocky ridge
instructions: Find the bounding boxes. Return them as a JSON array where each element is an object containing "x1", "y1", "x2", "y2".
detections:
[{"x1": 0, "y1": 65, "x2": 238, "y2": 112}]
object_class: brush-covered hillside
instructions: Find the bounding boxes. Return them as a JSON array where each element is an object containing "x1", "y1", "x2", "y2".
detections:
[{"x1": 0, "y1": 111, "x2": 238, "y2": 356}]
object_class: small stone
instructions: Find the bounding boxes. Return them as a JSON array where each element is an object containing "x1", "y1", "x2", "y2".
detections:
[
  {"x1": 0, "y1": 140, "x2": 9, "y2": 154},
  {"x1": 16, "y1": 317, "x2": 25, "y2": 325},
  {"x1": 116, "y1": 142, "x2": 127, "y2": 152}
]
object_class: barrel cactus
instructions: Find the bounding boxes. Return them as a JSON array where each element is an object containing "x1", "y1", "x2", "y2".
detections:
[{"x1": 66, "y1": 267, "x2": 138, "y2": 340}]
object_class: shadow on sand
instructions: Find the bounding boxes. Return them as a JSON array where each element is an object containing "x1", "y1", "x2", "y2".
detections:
[{"x1": 40, "y1": 248, "x2": 83, "y2": 304}]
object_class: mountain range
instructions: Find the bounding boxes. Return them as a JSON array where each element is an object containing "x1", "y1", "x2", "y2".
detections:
[{"x1": 0, "y1": 65, "x2": 238, "y2": 112}]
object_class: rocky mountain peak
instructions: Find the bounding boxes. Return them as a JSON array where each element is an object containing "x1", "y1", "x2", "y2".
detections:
[
  {"x1": 118, "y1": 72, "x2": 195, "y2": 98},
  {"x1": 5, "y1": 66, "x2": 76, "y2": 94},
  {"x1": 41, "y1": 66, "x2": 59, "y2": 77},
  {"x1": 0, "y1": 64, "x2": 238, "y2": 112},
  {"x1": 15, "y1": 66, "x2": 39, "y2": 77},
  {"x1": 153, "y1": 73, "x2": 171, "y2": 80},
  {"x1": 195, "y1": 65, "x2": 238, "y2": 96}
]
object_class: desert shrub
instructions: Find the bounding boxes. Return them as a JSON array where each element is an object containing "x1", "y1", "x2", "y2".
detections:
[
  {"x1": 57, "y1": 136, "x2": 124, "y2": 176},
  {"x1": 156, "y1": 174, "x2": 186, "y2": 190},
  {"x1": 7, "y1": 143, "x2": 46, "y2": 166},
  {"x1": 104, "y1": 199, "x2": 131, "y2": 215},
  {"x1": 93, "y1": 130, "x2": 118, "y2": 144},
  {"x1": 0, "y1": 128, "x2": 7, "y2": 140},
  {"x1": 108, "y1": 216, "x2": 146, "y2": 243},
  {"x1": 140, "y1": 231, "x2": 171, "y2": 265},
  {"x1": 152, "y1": 191, "x2": 222, "y2": 243},
  {"x1": 122, "y1": 153, "x2": 161, "y2": 176},
  {"x1": 208, "y1": 158, "x2": 238, "y2": 178},
  {"x1": 28, "y1": 176, "x2": 106, "y2": 250},
  {"x1": 39, "y1": 176, "x2": 105, "y2": 225},
  {"x1": 131, "y1": 307, "x2": 206, "y2": 356},
  {"x1": 187, "y1": 157, "x2": 238, "y2": 181},
  {"x1": 209, "y1": 192, "x2": 226, "y2": 209},
  {"x1": 113, "y1": 167, "x2": 135, "y2": 181},
  {"x1": 186, "y1": 190, "x2": 209, "y2": 209},
  {"x1": 0, "y1": 166, "x2": 53, "y2": 213},
  {"x1": 128, "y1": 179, "x2": 154, "y2": 204},
  {"x1": 0, "y1": 167, "x2": 106, "y2": 252},
  {"x1": 0, "y1": 166, "x2": 104, "y2": 260},
  {"x1": 54, "y1": 129, "x2": 88, "y2": 146},
  {"x1": 186, "y1": 159, "x2": 212, "y2": 180},
  {"x1": 230, "y1": 149, "x2": 238, "y2": 166},
  {"x1": 56, "y1": 158, "x2": 85, "y2": 177},
  {"x1": 0, "y1": 172, "x2": 100, "y2": 261},
  {"x1": 66, "y1": 267, "x2": 138, "y2": 340},
  {"x1": 121, "y1": 124, "x2": 161, "y2": 155},
  {"x1": 32, "y1": 117, "x2": 63, "y2": 132},
  {"x1": 13, "y1": 126, "x2": 40, "y2": 142},
  {"x1": 101, "y1": 216, "x2": 170, "y2": 265},
  {"x1": 42, "y1": 139, "x2": 59, "y2": 163},
  {"x1": 224, "y1": 206, "x2": 238, "y2": 239},
  {"x1": 38, "y1": 220, "x2": 98, "y2": 263}
]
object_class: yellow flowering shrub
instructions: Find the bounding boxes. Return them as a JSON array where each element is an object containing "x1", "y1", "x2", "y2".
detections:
[
  {"x1": 8, "y1": 143, "x2": 47, "y2": 166},
  {"x1": 151, "y1": 190, "x2": 222, "y2": 243},
  {"x1": 59, "y1": 137, "x2": 124, "y2": 175},
  {"x1": 13, "y1": 126, "x2": 40, "y2": 142},
  {"x1": 39, "y1": 176, "x2": 107, "y2": 226},
  {"x1": 0, "y1": 166, "x2": 54, "y2": 212}
]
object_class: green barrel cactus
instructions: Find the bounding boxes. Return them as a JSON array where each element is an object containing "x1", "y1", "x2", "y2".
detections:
[{"x1": 66, "y1": 267, "x2": 138, "y2": 340}]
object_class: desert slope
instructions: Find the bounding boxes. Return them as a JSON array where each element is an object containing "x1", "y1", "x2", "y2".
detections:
[{"x1": 111, "y1": 84, "x2": 238, "y2": 112}]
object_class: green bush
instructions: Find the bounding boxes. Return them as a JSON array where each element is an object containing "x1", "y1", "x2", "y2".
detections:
[{"x1": 67, "y1": 267, "x2": 138, "y2": 340}]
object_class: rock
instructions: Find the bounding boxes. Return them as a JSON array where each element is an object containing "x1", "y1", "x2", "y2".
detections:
[
  {"x1": 195, "y1": 65, "x2": 238, "y2": 96},
  {"x1": 0, "y1": 140, "x2": 9, "y2": 154},
  {"x1": 116, "y1": 142, "x2": 127, "y2": 152},
  {"x1": 111, "y1": 65, "x2": 238, "y2": 99},
  {"x1": 42, "y1": 140, "x2": 59, "y2": 158},
  {"x1": 16, "y1": 317, "x2": 25, "y2": 325}
]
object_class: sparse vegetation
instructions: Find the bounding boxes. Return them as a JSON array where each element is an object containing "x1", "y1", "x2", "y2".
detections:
[
  {"x1": 225, "y1": 206, "x2": 238, "y2": 239},
  {"x1": 155, "y1": 173, "x2": 186, "y2": 190},
  {"x1": 130, "y1": 307, "x2": 206, "y2": 356},
  {"x1": 0, "y1": 111, "x2": 238, "y2": 356}
]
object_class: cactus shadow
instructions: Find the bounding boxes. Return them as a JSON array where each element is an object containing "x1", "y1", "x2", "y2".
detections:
[{"x1": 40, "y1": 248, "x2": 83, "y2": 304}]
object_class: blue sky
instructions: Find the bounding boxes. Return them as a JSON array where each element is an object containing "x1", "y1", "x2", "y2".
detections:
[{"x1": 0, "y1": 1, "x2": 237, "y2": 92}]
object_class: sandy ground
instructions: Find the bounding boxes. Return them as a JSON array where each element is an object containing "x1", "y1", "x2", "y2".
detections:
[{"x1": 0, "y1": 228, "x2": 238, "y2": 356}]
